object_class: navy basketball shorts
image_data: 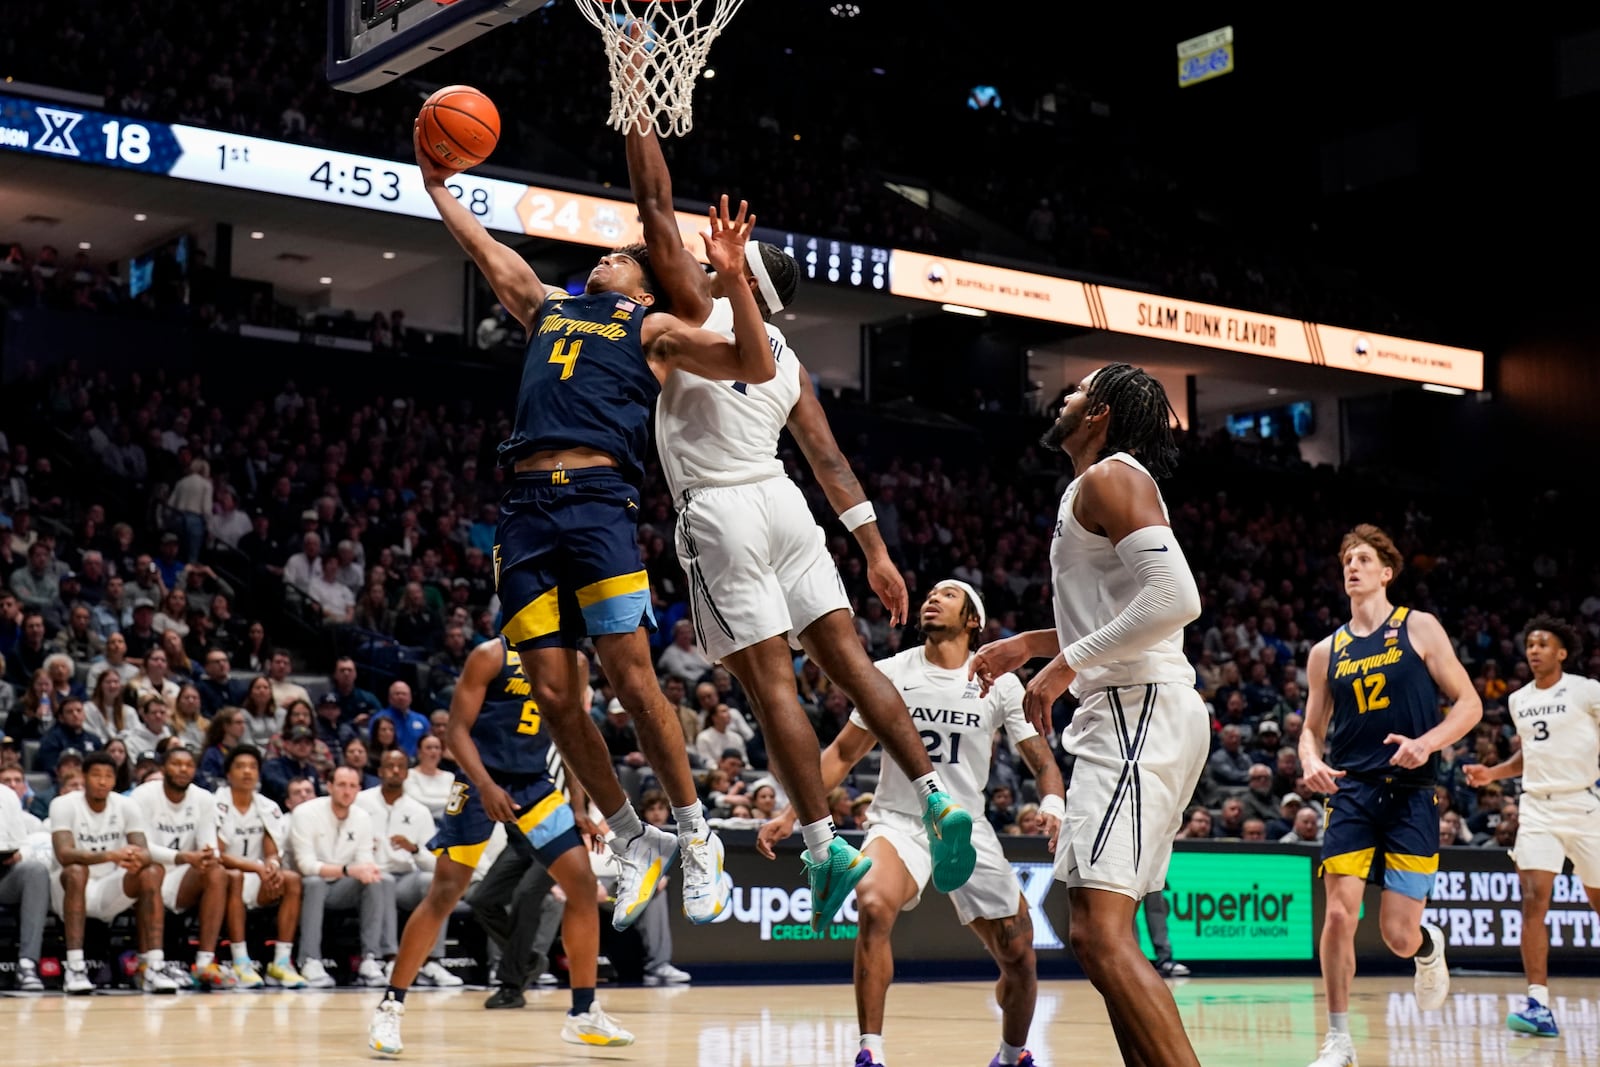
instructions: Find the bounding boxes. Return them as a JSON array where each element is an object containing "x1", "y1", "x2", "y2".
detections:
[
  {"x1": 1320, "y1": 778, "x2": 1439, "y2": 901},
  {"x1": 429, "y1": 773, "x2": 583, "y2": 870}
]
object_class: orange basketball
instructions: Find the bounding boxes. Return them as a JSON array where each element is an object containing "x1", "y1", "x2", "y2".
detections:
[{"x1": 419, "y1": 85, "x2": 501, "y2": 171}]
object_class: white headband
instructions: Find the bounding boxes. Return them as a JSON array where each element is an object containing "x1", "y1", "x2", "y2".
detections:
[
  {"x1": 744, "y1": 242, "x2": 785, "y2": 315},
  {"x1": 934, "y1": 579, "x2": 986, "y2": 631}
]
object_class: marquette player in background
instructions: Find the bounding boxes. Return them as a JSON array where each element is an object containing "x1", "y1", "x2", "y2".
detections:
[
  {"x1": 759, "y1": 580, "x2": 1062, "y2": 1067},
  {"x1": 970, "y1": 365, "x2": 1207, "y2": 1067},
  {"x1": 369, "y1": 640, "x2": 632, "y2": 1054},
  {"x1": 623, "y1": 121, "x2": 978, "y2": 912},
  {"x1": 415, "y1": 119, "x2": 778, "y2": 930},
  {"x1": 214, "y1": 743, "x2": 307, "y2": 989},
  {"x1": 131, "y1": 745, "x2": 234, "y2": 989},
  {"x1": 1465, "y1": 615, "x2": 1600, "y2": 1037},
  {"x1": 51, "y1": 751, "x2": 177, "y2": 993},
  {"x1": 1299, "y1": 525, "x2": 1480, "y2": 1067}
]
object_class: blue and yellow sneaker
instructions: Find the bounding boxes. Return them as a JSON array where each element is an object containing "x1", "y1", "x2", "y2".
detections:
[
  {"x1": 1507, "y1": 997, "x2": 1559, "y2": 1037},
  {"x1": 803, "y1": 838, "x2": 872, "y2": 931},
  {"x1": 923, "y1": 791, "x2": 976, "y2": 893},
  {"x1": 987, "y1": 1052, "x2": 1036, "y2": 1067}
]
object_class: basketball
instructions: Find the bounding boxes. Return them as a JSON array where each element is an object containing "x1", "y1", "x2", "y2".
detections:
[{"x1": 419, "y1": 85, "x2": 501, "y2": 171}]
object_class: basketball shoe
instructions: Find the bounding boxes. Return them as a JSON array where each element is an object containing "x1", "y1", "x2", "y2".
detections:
[
  {"x1": 561, "y1": 1005, "x2": 635, "y2": 1047},
  {"x1": 369, "y1": 994, "x2": 404, "y2": 1054},
  {"x1": 680, "y1": 830, "x2": 731, "y2": 924},
  {"x1": 988, "y1": 1053, "x2": 1036, "y2": 1067},
  {"x1": 803, "y1": 837, "x2": 871, "y2": 931},
  {"x1": 1507, "y1": 997, "x2": 1560, "y2": 1037},
  {"x1": 923, "y1": 791, "x2": 976, "y2": 893},
  {"x1": 1413, "y1": 922, "x2": 1449, "y2": 1011},
  {"x1": 1306, "y1": 1031, "x2": 1357, "y2": 1067},
  {"x1": 612, "y1": 824, "x2": 678, "y2": 931}
]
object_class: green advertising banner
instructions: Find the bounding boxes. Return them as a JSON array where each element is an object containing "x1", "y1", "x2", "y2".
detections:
[{"x1": 1139, "y1": 850, "x2": 1316, "y2": 961}]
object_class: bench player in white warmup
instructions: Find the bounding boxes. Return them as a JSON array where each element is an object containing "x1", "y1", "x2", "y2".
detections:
[
  {"x1": 624, "y1": 123, "x2": 977, "y2": 916},
  {"x1": 131, "y1": 745, "x2": 234, "y2": 989},
  {"x1": 760, "y1": 579, "x2": 1064, "y2": 1067},
  {"x1": 214, "y1": 743, "x2": 308, "y2": 989},
  {"x1": 1467, "y1": 614, "x2": 1600, "y2": 1037},
  {"x1": 971, "y1": 364, "x2": 1207, "y2": 1067}
]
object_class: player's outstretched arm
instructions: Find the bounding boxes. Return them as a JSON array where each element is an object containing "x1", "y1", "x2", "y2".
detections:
[
  {"x1": 645, "y1": 197, "x2": 775, "y2": 383},
  {"x1": 1403, "y1": 611, "x2": 1483, "y2": 760},
  {"x1": 625, "y1": 127, "x2": 713, "y2": 324},
  {"x1": 413, "y1": 120, "x2": 547, "y2": 332},
  {"x1": 444, "y1": 641, "x2": 523, "y2": 824},
  {"x1": 755, "y1": 722, "x2": 877, "y2": 859}
]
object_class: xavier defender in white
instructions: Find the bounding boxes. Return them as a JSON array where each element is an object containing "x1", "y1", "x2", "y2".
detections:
[
  {"x1": 1467, "y1": 615, "x2": 1600, "y2": 1038},
  {"x1": 971, "y1": 364, "x2": 1206, "y2": 1067},
  {"x1": 761, "y1": 580, "x2": 1064, "y2": 1067},
  {"x1": 625, "y1": 125, "x2": 978, "y2": 918}
]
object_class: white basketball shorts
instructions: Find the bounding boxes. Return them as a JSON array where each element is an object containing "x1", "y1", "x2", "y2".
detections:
[
  {"x1": 674, "y1": 478, "x2": 850, "y2": 661},
  {"x1": 864, "y1": 807, "x2": 1021, "y2": 925},
  {"x1": 160, "y1": 864, "x2": 192, "y2": 913},
  {"x1": 52, "y1": 869, "x2": 137, "y2": 924},
  {"x1": 1513, "y1": 787, "x2": 1600, "y2": 886},
  {"x1": 1053, "y1": 682, "x2": 1210, "y2": 899}
]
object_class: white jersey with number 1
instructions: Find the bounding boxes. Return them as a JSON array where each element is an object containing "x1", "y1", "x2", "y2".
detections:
[
  {"x1": 214, "y1": 788, "x2": 287, "y2": 861},
  {"x1": 853, "y1": 645, "x2": 1033, "y2": 820}
]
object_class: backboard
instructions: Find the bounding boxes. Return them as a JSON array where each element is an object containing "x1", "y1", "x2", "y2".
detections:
[{"x1": 327, "y1": 0, "x2": 551, "y2": 93}]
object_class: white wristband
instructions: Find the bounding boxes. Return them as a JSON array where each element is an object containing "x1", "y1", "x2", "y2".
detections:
[
  {"x1": 1039, "y1": 794, "x2": 1066, "y2": 821},
  {"x1": 839, "y1": 501, "x2": 877, "y2": 532}
]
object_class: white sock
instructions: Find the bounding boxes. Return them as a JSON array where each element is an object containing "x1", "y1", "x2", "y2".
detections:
[
  {"x1": 144, "y1": 950, "x2": 165, "y2": 969},
  {"x1": 67, "y1": 949, "x2": 85, "y2": 967},
  {"x1": 672, "y1": 801, "x2": 706, "y2": 837},
  {"x1": 275, "y1": 942, "x2": 293, "y2": 966},
  {"x1": 1530, "y1": 984, "x2": 1550, "y2": 1005},
  {"x1": 998, "y1": 1040, "x2": 1025, "y2": 1064},
  {"x1": 911, "y1": 772, "x2": 945, "y2": 800},
  {"x1": 801, "y1": 817, "x2": 837, "y2": 863},
  {"x1": 231, "y1": 943, "x2": 251, "y2": 965},
  {"x1": 860, "y1": 1034, "x2": 886, "y2": 1062},
  {"x1": 1328, "y1": 1012, "x2": 1349, "y2": 1035},
  {"x1": 195, "y1": 951, "x2": 214, "y2": 969},
  {"x1": 608, "y1": 802, "x2": 644, "y2": 843}
]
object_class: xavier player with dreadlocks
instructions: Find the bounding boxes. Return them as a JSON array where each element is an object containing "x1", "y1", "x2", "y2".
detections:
[{"x1": 971, "y1": 364, "x2": 1208, "y2": 1067}]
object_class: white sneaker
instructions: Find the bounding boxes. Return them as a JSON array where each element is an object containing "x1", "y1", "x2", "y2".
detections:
[
  {"x1": 141, "y1": 963, "x2": 182, "y2": 994},
  {"x1": 417, "y1": 960, "x2": 464, "y2": 988},
  {"x1": 1307, "y1": 1031, "x2": 1357, "y2": 1067},
  {"x1": 358, "y1": 955, "x2": 388, "y2": 987},
  {"x1": 561, "y1": 1004, "x2": 635, "y2": 1047},
  {"x1": 643, "y1": 962, "x2": 692, "y2": 986},
  {"x1": 1414, "y1": 922, "x2": 1449, "y2": 1011},
  {"x1": 680, "y1": 830, "x2": 730, "y2": 924},
  {"x1": 611, "y1": 824, "x2": 678, "y2": 931},
  {"x1": 299, "y1": 958, "x2": 337, "y2": 989},
  {"x1": 16, "y1": 959, "x2": 44, "y2": 993},
  {"x1": 368, "y1": 994, "x2": 405, "y2": 1054},
  {"x1": 64, "y1": 962, "x2": 95, "y2": 995},
  {"x1": 536, "y1": 972, "x2": 559, "y2": 987}
]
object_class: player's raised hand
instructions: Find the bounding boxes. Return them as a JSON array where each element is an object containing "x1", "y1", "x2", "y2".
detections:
[
  {"x1": 701, "y1": 195, "x2": 755, "y2": 277},
  {"x1": 755, "y1": 810, "x2": 797, "y2": 860},
  {"x1": 413, "y1": 119, "x2": 455, "y2": 186},
  {"x1": 1384, "y1": 732, "x2": 1431, "y2": 769},
  {"x1": 969, "y1": 635, "x2": 1031, "y2": 697},
  {"x1": 867, "y1": 555, "x2": 909, "y2": 626}
]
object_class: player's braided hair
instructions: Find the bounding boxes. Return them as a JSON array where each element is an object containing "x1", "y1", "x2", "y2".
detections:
[
  {"x1": 1084, "y1": 362, "x2": 1180, "y2": 478},
  {"x1": 1523, "y1": 614, "x2": 1582, "y2": 660},
  {"x1": 754, "y1": 242, "x2": 799, "y2": 317}
]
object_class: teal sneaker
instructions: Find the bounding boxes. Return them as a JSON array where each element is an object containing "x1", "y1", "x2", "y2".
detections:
[
  {"x1": 1507, "y1": 997, "x2": 1560, "y2": 1037},
  {"x1": 923, "y1": 791, "x2": 976, "y2": 892},
  {"x1": 803, "y1": 838, "x2": 872, "y2": 931}
]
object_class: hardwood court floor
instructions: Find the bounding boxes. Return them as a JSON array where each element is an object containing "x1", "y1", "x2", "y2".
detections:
[{"x1": 3, "y1": 975, "x2": 1596, "y2": 1065}]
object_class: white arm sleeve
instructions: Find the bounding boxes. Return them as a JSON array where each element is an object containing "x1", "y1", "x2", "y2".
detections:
[{"x1": 1063, "y1": 525, "x2": 1201, "y2": 672}]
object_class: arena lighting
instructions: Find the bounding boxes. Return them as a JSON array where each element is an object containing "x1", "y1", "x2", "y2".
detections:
[
  {"x1": 941, "y1": 303, "x2": 988, "y2": 317},
  {"x1": 250, "y1": 231, "x2": 265, "y2": 239},
  {"x1": 702, "y1": 68, "x2": 715, "y2": 79},
  {"x1": 1421, "y1": 383, "x2": 1466, "y2": 396},
  {"x1": 829, "y1": 3, "x2": 862, "y2": 16},
  {"x1": 319, "y1": 276, "x2": 333, "y2": 284},
  {"x1": 382, "y1": 251, "x2": 397, "y2": 259},
  {"x1": 133, "y1": 213, "x2": 147, "y2": 221},
  {"x1": 77, "y1": 241, "x2": 91, "y2": 250}
]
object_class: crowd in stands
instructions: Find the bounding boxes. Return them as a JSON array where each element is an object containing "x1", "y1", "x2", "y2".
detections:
[{"x1": 5, "y1": 1, "x2": 1438, "y2": 340}]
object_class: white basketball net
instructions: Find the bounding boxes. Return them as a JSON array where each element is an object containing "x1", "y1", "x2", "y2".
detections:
[{"x1": 575, "y1": 0, "x2": 745, "y2": 138}]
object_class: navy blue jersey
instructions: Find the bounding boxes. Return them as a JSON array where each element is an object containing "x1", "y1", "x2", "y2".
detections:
[
  {"x1": 472, "y1": 638, "x2": 556, "y2": 779},
  {"x1": 496, "y1": 290, "x2": 660, "y2": 485},
  {"x1": 1326, "y1": 606, "x2": 1442, "y2": 787}
]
